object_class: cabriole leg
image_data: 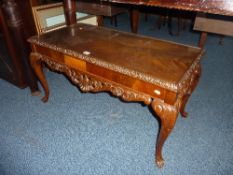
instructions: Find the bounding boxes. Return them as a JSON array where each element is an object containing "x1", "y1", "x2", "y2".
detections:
[
  {"x1": 151, "y1": 99, "x2": 178, "y2": 168},
  {"x1": 30, "y1": 53, "x2": 49, "y2": 102},
  {"x1": 180, "y1": 65, "x2": 201, "y2": 117}
]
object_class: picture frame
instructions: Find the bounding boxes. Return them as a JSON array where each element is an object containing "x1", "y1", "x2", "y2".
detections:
[{"x1": 32, "y1": 2, "x2": 97, "y2": 34}]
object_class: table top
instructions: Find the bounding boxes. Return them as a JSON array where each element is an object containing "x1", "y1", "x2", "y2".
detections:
[
  {"x1": 28, "y1": 23, "x2": 203, "y2": 91},
  {"x1": 110, "y1": 0, "x2": 233, "y2": 16}
]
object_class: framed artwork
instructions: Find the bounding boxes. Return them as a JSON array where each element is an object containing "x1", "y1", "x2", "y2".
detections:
[{"x1": 32, "y1": 2, "x2": 97, "y2": 34}]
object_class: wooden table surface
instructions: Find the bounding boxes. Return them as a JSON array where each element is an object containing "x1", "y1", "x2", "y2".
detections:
[
  {"x1": 29, "y1": 23, "x2": 202, "y2": 92},
  {"x1": 110, "y1": 0, "x2": 233, "y2": 16}
]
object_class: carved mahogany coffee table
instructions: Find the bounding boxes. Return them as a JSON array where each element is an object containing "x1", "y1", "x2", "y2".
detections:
[{"x1": 28, "y1": 23, "x2": 203, "y2": 168}]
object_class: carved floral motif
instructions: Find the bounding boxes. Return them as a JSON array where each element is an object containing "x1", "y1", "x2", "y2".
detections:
[{"x1": 31, "y1": 52, "x2": 152, "y2": 105}]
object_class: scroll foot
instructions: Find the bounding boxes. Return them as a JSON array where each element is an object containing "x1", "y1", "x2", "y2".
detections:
[
  {"x1": 156, "y1": 158, "x2": 165, "y2": 169},
  {"x1": 41, "y1": 96, "x2": 49, "y2": 103},
  {"x1": 181, "y1": 110, "x2": 188, "y2": 118},
  {"x1": 30, "y1": 53, "x2": 49, "y2": 102},
  {"x1": 151, "y1": 99, "x2": 178, "y2": 168},
  {"x1": 180, "y1": 94, "x2": 189, "y2": 118}
]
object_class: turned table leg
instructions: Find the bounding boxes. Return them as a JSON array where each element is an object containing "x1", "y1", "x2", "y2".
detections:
[
  {"x1": 151, "y1": 99, "x2": 178, "y2": 168},
  {"x1": 30, "y1": 53, "x2": 49, "y2": 102}
]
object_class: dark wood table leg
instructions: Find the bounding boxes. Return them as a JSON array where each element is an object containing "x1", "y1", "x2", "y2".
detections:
[
  {"x1": 180, "y1": 64, "x2": 201, "y2": 117},
  {"x1": 130, "y1": 8, "x2": 139, "y2": 33},
  {"x1": 151, "y1": 99, "x2": 178, "y2": 168},
  {"x1": 64, "y1": 0, "x2": 77, "y2": 26},
  {"x1": 97, "y1": 16, "x2": 104, "y2": 26},
  {"x1": 199, "y1": 32, "x2": 207, "y2": 48},
  {"x1": 30, "y1": 53, "x2": 49, "y2": 102}
]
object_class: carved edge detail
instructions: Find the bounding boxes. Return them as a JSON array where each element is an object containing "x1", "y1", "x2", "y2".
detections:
[
  {"x1": 177, "y1": 52, "x2": 202, "y2": 90},
  {"x1": 28, "y1": 38, "x2": 179, "y2": 91},
  {"x1": 176, "y1": 63, "x2": 201, "y2": 110},
  {"x1": 31, "y1": 52, "x2": 152, "y2": 105},
  {"x1": 29, "y1": 36, "x2": 204, "y2": 92},
  {"x1": 28, "y1": 31, "x2": 203, "y2": 92}
]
